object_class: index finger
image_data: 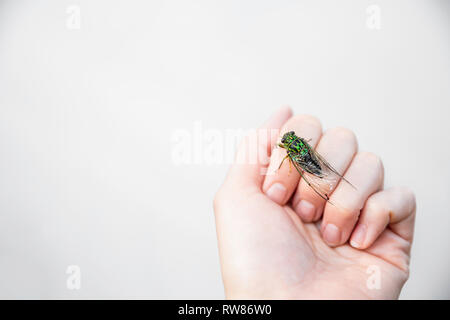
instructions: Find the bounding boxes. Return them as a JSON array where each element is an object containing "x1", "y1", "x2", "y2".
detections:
[
  {"x1": 262, "y1": 115, "x2": 323, "y2": 205},
  {"x1": 226, "y1": 106, "x2": 293, "y2": 189}
]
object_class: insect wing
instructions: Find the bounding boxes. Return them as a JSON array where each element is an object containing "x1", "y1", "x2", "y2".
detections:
[
  {"x1": 289, "y1": 156, "x2": 335, "y2": 202},
  {"x1": 308, "y1": 148, "x2": 357, "y2": 190}
]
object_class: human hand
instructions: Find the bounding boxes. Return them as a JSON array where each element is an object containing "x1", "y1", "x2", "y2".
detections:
[{"x1": 214, "y1": 107, "x2": 416, "y2": 299}]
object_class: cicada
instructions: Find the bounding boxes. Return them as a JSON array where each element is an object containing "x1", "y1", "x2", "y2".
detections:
[{"x1": 278, "y1": 131, "x2": 356, "y2": 205}]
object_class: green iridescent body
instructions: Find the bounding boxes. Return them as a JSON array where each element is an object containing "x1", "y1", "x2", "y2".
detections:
[{"x1": 278, "y1": 131, "x2": 355, "y2": 203}]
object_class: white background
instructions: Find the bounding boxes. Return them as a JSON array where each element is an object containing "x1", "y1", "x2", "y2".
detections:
[{"x1": 0, "y1": 0, "x2": 449, "y2": 299}]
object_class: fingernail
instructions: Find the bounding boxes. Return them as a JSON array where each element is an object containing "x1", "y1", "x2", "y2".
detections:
[
  {"x1": 295, "y1": 200, "x2": 315, "y2": 221},
  {"x1": 265, "y1": 183, "x2": 287, "y2": 204},
  {"x1": 350, "y1": 224, "x2": 367, "y2": 249},
  {"x1": 323, "y1": 223, "x2": 341, "y2": 246}
]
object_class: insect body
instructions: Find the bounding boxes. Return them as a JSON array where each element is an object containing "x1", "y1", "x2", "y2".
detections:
[{"x1": 278, "y1": 131, "x2": 356, "y2": 204}]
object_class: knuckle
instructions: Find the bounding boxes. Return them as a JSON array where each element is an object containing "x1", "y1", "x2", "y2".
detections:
[
  {"x1": 404, "y1": 266, "x2": 410, "y2": 281},
  {"x1": 364, "y1": 196, "x2": 389, "y2": 220},
  {"x1": 357, "y1": 151, "x2": 383, "y2": 171},
  {"x1": 330, "y1": 205, "x2": 359, "y2": 221},
  {"x1": 401, "y1": 187, "x2": 416, "y2": 205},
  {"x1": 288, "y1": 114, "x2": 322, "y2": 130},
  {"x1": 339, "y1": 211, "x2": 355, "y2": 222},
  {"x1": 364, "y1": 196, "x2": 381, "y2": 212},
  {"x1": 399, "y1": 251, "x2": 411, "y2": 278},
  {"x1": 328, "y1": 127, "x2": 357, "y2": 144},
  {"x1": 392, "y1": 186, "x2": 417, "y2": 213}
]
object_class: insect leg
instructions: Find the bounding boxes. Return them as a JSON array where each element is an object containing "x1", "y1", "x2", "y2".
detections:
[
  {"x1": 288, "y1": 157, "x2": 292, "y2": 174},
  {"x1": 277, "y1": 155, "x2": 290, "y2": 171}
]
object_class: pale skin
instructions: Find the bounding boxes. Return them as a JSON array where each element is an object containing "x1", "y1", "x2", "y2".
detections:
[{"x1": 214, "y1": 106, "x2": 416, "y2": 299}]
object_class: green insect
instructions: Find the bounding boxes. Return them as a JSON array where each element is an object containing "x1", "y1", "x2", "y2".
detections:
[{"x1": 278, "y1": 131, "x2": 356, "y2": 205}]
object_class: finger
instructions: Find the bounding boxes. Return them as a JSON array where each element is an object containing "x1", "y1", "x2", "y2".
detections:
[
  {"x1": 292, "y1": 127, "x2": 358, "y2": 222},
  {"x1": 350, "y1": 187, "x2": 416, "y2": 249},
  {"x1": 227, "y1": 106, "x2": 293, "y2": 189},
  {"x1": 262, "y1": 115, "x2": 322, "y2": 205},
  {"x1": 321, "y1": 152, "x2": 384, "y2": 246}
]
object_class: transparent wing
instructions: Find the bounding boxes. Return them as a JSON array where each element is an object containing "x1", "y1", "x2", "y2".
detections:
[
  {"x1": 308, "y1": 148, "x2": 357, "y2": 190},
  {"x1": 289, "y1": 156, "x2": 336, "y2": 204}
]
